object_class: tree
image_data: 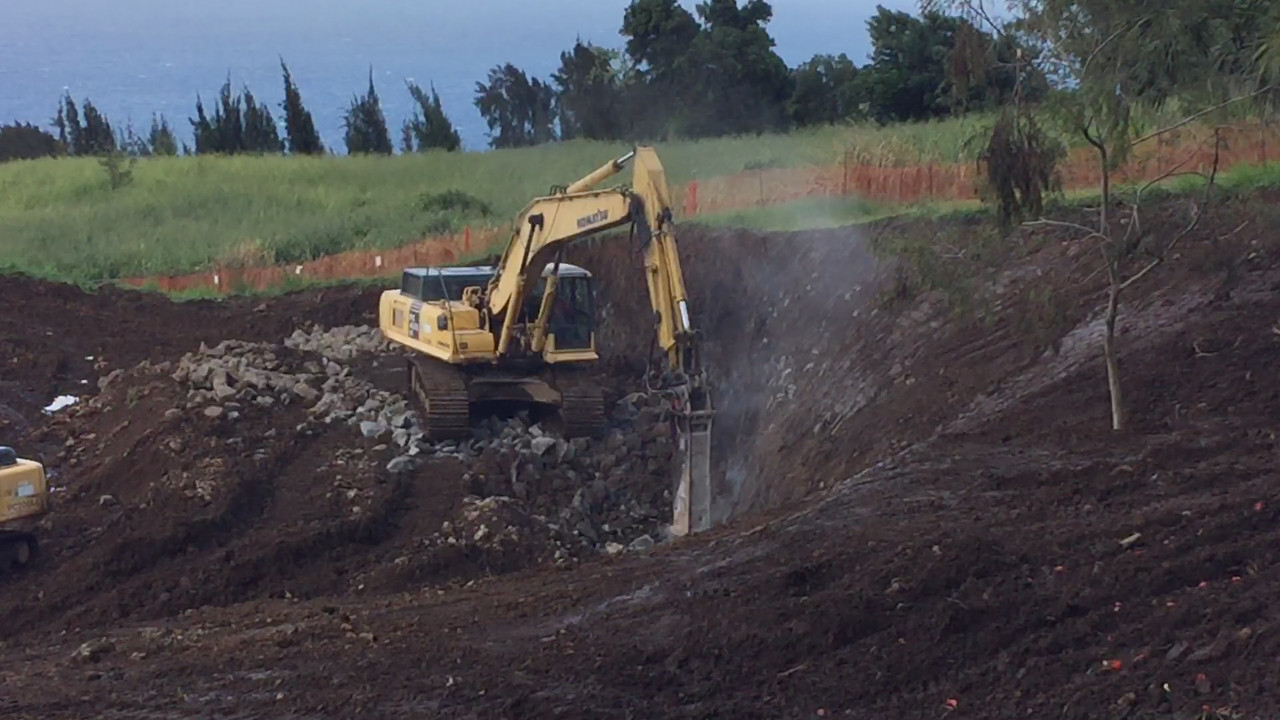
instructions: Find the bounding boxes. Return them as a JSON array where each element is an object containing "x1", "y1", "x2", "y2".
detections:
[
  {"x1": 620, "y1": 0, "x2": 703, "y2": 136},
  {"x1": 242, "y1": 88, "x2": 283, "y2": 154},
  {"x1": 859, "y1": 8, "x2": 965, "y2": 123},
  {"x1": 53, "y1": 96, "x2": 80, "y2": 154},
  {"x1": 927, "y1": 0, "x2": 1278, "y2": 430},
  {"x1": 116, "y1": 120, "x2": 151, "y2": 156},
  {"x1": 403, "y1": 80, "x2": 462, "y2": 151},
  {"x1": 0, "y1": 123, "x2": 61, "y2": 162},
  {"x1": 552, "y1": 40, "x2": 625, "y2": 140},
  {"x1": 621, "y1": 0, "x2": 701, "y2": 83},
  {"x1": 688, "y1": 0, "x2": 793, "y2": 135},
  {"x1": 280, "y1": 59, "x2": 324, "y2": 154},
  {"x1": 473, "y1": 63, "x2": 557, "y2": 148},
  {"x1": 788, "y1": 53, "x2": 863, "y2": 127},
  {"x1": 617, "y1": 0, "x2": 793, "y2": 137},
  {"x1": 190, "y1": 95, "x2": 217, "y2": 154},
  {"x1": 53, "y1": 93, "x2": 115, "y2": 156},
  {"x1": 189, "y1": 77, "x2": 282, "y2": 155},
  {"x1": 400, "y1": 123, "x2": 414, "y2": 154},
  {"x1": 148, "y1": 114, "x2": 178, "y2": 156},
  {"x1": 343, "y1": 70, "x2": 393, "y2": 155}
]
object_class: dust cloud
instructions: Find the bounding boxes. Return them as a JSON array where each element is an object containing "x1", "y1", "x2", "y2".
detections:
[
  {"x1": 565, "y1": 219, "x2": 887, "y2": 525},
  {"x1": 688, "y1": 221, "x2": 885, "y2": 523}
]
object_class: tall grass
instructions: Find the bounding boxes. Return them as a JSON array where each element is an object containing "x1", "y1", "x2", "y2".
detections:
[
  {"x1": 0, "y1": 119, "x2": 998, "y2": 282},
  {"x1": 0, "y1": 107, "x2": 1261, "y2": 283}
]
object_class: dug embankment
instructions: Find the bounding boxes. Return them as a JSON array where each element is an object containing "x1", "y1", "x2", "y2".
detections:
[{"x1": 2, "y1": 191, "x2": 1279, "y2": 718}]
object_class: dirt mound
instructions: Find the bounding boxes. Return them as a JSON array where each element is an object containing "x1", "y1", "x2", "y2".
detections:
[
  {"x1": 4, "y1": 193, "x2": 1280, "y2": 719},
  {"x1": 1, "y1": 314, "x2": 684, "y2": 636},
  {"x1": 0, "y1": 275, "x2": 380, "y2": 435}
]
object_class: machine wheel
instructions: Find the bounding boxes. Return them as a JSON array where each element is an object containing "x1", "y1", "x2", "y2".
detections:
[{"x1": 407, "y1": 357, "x2": 472, "y2": 441}]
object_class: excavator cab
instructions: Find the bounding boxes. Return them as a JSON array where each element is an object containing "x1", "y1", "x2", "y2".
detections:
[{"x1": 525, "y1": 265, "x2": 596, "y2": 352}]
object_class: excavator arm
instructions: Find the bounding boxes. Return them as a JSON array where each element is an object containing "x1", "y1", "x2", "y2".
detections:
[{"x1": 478, "y1": 146, "x2": 715, "y2": 534}]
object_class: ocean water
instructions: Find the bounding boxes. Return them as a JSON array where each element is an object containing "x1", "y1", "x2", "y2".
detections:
[{"x1": 2, "y1": 0, "x2": 913, "y2": 152}]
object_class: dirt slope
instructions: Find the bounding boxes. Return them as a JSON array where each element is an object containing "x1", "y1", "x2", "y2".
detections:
[
  {"x1": 0, "y1": 278, "x2": 380, "y2": 434},
  {"x1": 1, "y1": 192, "x2": 1279, "y2": 719}
]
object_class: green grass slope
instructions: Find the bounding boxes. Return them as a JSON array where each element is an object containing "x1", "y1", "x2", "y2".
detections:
[{"x1": 0, "y1": 118, "x2": 996, "y2": 282}]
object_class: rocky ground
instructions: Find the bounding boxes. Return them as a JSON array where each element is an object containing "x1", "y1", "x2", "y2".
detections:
[{"x1": 2, "y1": 192, "x2": 1280, "y2": 718}]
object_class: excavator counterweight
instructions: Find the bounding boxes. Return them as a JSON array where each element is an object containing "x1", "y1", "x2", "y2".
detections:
[
  {"x1": 0, "y1": 446, "x2": 48, "y2": 570},
  {"x1": 378, "y1": 146, "x2": 716, "y2": 534}
]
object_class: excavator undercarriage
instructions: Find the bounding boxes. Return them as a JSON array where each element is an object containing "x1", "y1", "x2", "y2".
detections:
[{"x1": 406, "y1": 355, "x2": 606, "y2": 441}]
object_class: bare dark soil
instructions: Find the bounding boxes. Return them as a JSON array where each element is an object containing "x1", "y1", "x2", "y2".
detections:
[{"x1": 2, "y1": 192, "x2": 1279, "y2": 719}]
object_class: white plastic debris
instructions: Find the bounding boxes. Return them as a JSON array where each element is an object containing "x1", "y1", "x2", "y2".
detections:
[{"x1": 43, "y1": 395, "x2": 79, "y2": 414}]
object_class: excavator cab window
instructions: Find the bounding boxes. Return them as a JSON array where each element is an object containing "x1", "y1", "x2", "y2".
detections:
[
  {"x1": 549, "y1": 275, "x2": 594, "y2": 349},
  {"x1": 400, "y1": 271, "x2": 425, "y2": 300},
  {"x1": 404, "y1": 270, "x2": 495, "y2": 302}
]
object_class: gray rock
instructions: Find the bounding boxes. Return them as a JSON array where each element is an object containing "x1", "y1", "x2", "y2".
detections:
[
  {"x1": 589, "y1": 479, "x2": 609, "y2": 505},
  {"x1": 71, "y1": 638, "x2": 115, "y2": 664},
  {"x1": 360, "y1": 421, "x2": 389, "y2": 439},
  {"x1": 530, "y1": 436, "x2": 557, "y2": 456},
  {"x1": 575, "y1": 520, "x2": 598, "y2": 543},
  {"x1": 386, "y1": 456, "x2": 416, "y2": 474},
  {"x1": 293, "y1": 383, "x2": 319, "y2": 402},
  {"x1": 628, "y1": 535, "x2": 655, "y2": 552},
  {"x1": 203, "y1": 406, "x2": 225, "y2": 419},
  {"x1": 97, "y1": 369, "x2": 124, "y2": 391},
  {"x1": 189, "y1": 364, "x2": 212, "y2": 386}
]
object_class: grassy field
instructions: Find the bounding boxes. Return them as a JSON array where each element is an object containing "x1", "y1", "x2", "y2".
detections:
[
  {"x1": 0, "y1": 105, "x2": 1263, "y2": 284},
  {"x1": 0, "y1": 117, "x2": 1001, "y2": 282}
]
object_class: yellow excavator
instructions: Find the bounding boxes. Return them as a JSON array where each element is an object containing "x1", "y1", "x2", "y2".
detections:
[
  {"x1": 378, "y1": 146, "x2": 714, "y2": 534},
  {"x1": 0, "y1": 446, "x2": 48, "y2": 571}
]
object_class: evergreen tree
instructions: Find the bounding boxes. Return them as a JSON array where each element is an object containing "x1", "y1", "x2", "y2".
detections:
[
  {"x1": 400, "y1": 122, "x2": 414, "y2": 153},
  {"x1": 280, "y1": 59, "x2": 324, "y2": 154},
  {"x1": 0, "y1": 123, "x2": 62, "y2": 162},
  {"x1": 403, "y1": 80, "x2": 462, "y2": 151},
  {"x1": 242, "y1": 87, "x2": 283, "y2": 153},
  {"x1": 189, "y1": 77, "x2": 283, "y2": 155},
  {"x1": 473, "y1": 63, "x2": 557, "y2": 148},
  {"x1": 117, "y1": 120, "x2": 151, "y2": 156},
  {"x1": 343, "y1": 70, "x2": 393, "y2": 154},
  {"x1": 552, "y1": 41, "x2": 624, "y2": 140},
  {"x1": 148, "y1": 114, "x2": 178, "y2": 156},
  {"x1": 52, "y1": 93, "x2": 115, "y2": 155},
  {"x1": 190, "y1": 95, "x2": 217, "y2": 154}
]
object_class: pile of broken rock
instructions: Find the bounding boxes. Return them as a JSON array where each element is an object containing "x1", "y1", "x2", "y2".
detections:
[{"x1": 170, "y1": 325, "x2": 677, "y2": 555}]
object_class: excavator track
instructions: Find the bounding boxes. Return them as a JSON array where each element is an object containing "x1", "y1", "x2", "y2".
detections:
[
  {"x1": 407, "y1": 356, "x2": 472, "y2": 441},
  {"x1": 0, "y1": 530, "x2": 38, "y2": 573},
  {"x1": 558, "y1": 380, "x2": 606, "y2": 440}
]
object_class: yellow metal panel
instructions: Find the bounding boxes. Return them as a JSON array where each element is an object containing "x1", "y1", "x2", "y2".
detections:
[{"x1": 0, "y1": 460, "x2": 48, "y2": 523}]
